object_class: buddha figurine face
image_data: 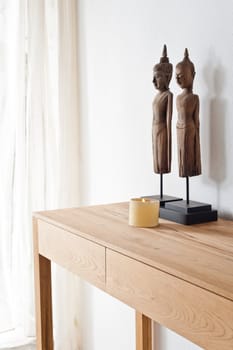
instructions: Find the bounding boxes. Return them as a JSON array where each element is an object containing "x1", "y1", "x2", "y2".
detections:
[
  {"x1": 176, "y1": 64, "x2": 195, "y2": 90},
  {"x1": 152, "y1": 45, "x2": 172, "y2": 93},
  {"x1": 153, "y1": 70, "x2": 167, "y2": 91}
]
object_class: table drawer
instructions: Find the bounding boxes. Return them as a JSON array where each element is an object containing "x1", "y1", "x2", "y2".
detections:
[
  {"x1": 37, "y1": 220, "x2": 106, "y2": 290},
  {"x1": 106, "y1": 249, "x2": 233, "y2": 350}
]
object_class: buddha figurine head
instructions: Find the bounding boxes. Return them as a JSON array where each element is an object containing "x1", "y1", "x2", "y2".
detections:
[
  {"x1": 176, "y1": 48, "x2": 195, "y2": 91},
  {"x1": 153, "y1": 45, "x2": 173, "y2": 91}
]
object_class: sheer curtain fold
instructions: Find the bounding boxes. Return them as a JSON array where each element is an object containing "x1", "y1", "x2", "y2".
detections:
[
  {"x1": 1, "y1": 0, "x2": 81, "y2": 349},
  {"x1": 0, "y1": 0, "x2": 27, "y2": 336},
  {"x1": 58, "y1": 0, "x2": 80, "y2": 208},
  {"x1": 28, "y1": 0, "x2": 81, "y2": 348}
]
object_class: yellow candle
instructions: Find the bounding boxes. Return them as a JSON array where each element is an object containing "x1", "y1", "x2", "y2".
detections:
[{"x1": 129, "y1": 198, "x2": 159, "y2": 227}]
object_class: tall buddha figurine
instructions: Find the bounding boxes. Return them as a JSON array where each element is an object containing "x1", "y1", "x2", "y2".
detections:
[
  {"x1": 163, "y1": 49, "x2": 216, "y2": 223},
  {"x1": 152, "y1": 45, "x2": 173, "y2": 175},
  {"x1": 176, "y1": 49, "x2": 201, "y2": 177}
]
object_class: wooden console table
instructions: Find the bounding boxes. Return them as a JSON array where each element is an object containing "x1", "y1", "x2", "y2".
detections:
[{"x1": 33, "y1": 202, "x2": 233, "y2": 350}]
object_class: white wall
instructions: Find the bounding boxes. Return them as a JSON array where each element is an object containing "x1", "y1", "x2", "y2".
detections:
[{"x1": 77, "y1": 1, "x2": 233, "y2": 349}]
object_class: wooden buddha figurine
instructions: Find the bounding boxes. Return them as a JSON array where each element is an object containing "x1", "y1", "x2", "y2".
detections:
[
  {"x1": 176, "y1": 49, "x2": 201, "y2": 178},
  {"x1": 162, "y1": 49, "x2": 217, "y2": 224},
  {"x1": 152, "y1": 45, "x2": 173, "y2": 175}
]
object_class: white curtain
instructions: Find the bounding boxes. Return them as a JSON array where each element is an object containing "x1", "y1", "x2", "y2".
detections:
[
  {"x1": 0, "y1": 0, "x2": 81, "y2": 349},
  {"x1": 0, "y1": 0, "x2": 28, "y2": 341}
]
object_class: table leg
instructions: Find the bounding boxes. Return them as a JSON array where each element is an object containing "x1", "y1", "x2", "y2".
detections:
[
  {"x1": 33, "y1": 218, "x2": 54, "y2": 350},
  {"x1": 136, "y1": 312, "x2": 152, "y2": 350}
]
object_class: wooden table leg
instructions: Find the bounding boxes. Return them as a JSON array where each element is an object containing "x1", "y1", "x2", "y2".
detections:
[
  {"x1": 136, "y1": 312, "x2": 152, "y2": 350},
  {"x1": 33, "y1": 218, "x2": 54, "y2": 350}
]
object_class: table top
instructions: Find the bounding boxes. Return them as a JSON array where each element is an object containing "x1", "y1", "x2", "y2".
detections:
[{"x1": 35, "y1": 202, "x2": 233, "y2": 302}]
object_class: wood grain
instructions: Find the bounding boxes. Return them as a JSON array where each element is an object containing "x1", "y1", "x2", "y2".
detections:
[
  {"x1": 106, "y1": 249, "x2": 233, "y2": 350},
  {"x1": 33, "y1": 218, "x2": 53, "y2": 350},
  {"x1": 176, "y1": 48, "x2": 201, "y2": 177},
  {"x1": 152, "y1": 44, "x2": 173, "y2": 175},
  {"x1": 37, "y1": 219, "x2": 106, "y2": 290},
  {"x1": 34, "y1": 202, "x2": 233, "y2": 301},
  {"x1": 33, "y1": 202, "x2": 233, "y2": 350},
  {"x1": 136, "y1": 312, "x2": 152, "y2": 350}
]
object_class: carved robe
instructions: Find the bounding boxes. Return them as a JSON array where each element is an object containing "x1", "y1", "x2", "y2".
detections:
[
  {"x1": 152, "y1": 91, "x2": 172, "y2": 174},
  {"x1": 176, "y1": 93, "x2": 201, "y2": 177}
]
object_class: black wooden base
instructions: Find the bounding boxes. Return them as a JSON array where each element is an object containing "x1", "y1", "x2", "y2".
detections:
[
  {"x1": 166, "y1": 200, "x2": 211, "y2": 214},
  {"x1": 142, "y1": 195, "x2": 183, "y2": 207},
  {"x1": 160, "y1": 201, "x2": 218, "y2": 225}
]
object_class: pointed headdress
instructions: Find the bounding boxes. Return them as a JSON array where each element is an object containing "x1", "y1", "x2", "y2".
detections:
[
  {"x1": 176, "y1": 48, "x2": 195, "y2": 74},
  {"x1": 153, "y1": 44, "x2": 173, "y2": 87}
]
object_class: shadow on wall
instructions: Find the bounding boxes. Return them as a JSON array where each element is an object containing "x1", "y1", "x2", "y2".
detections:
[{"x1": 202, "y1": 54, "x2": 231, "y2": 217}]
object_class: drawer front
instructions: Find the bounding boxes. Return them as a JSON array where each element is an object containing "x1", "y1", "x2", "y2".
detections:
[
  {"x1": 37, "y1": 220, "x2": 105, "y2": 290},
  {"x1": 106, "y1": 249, "x2": 233, "y2": 350}
]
